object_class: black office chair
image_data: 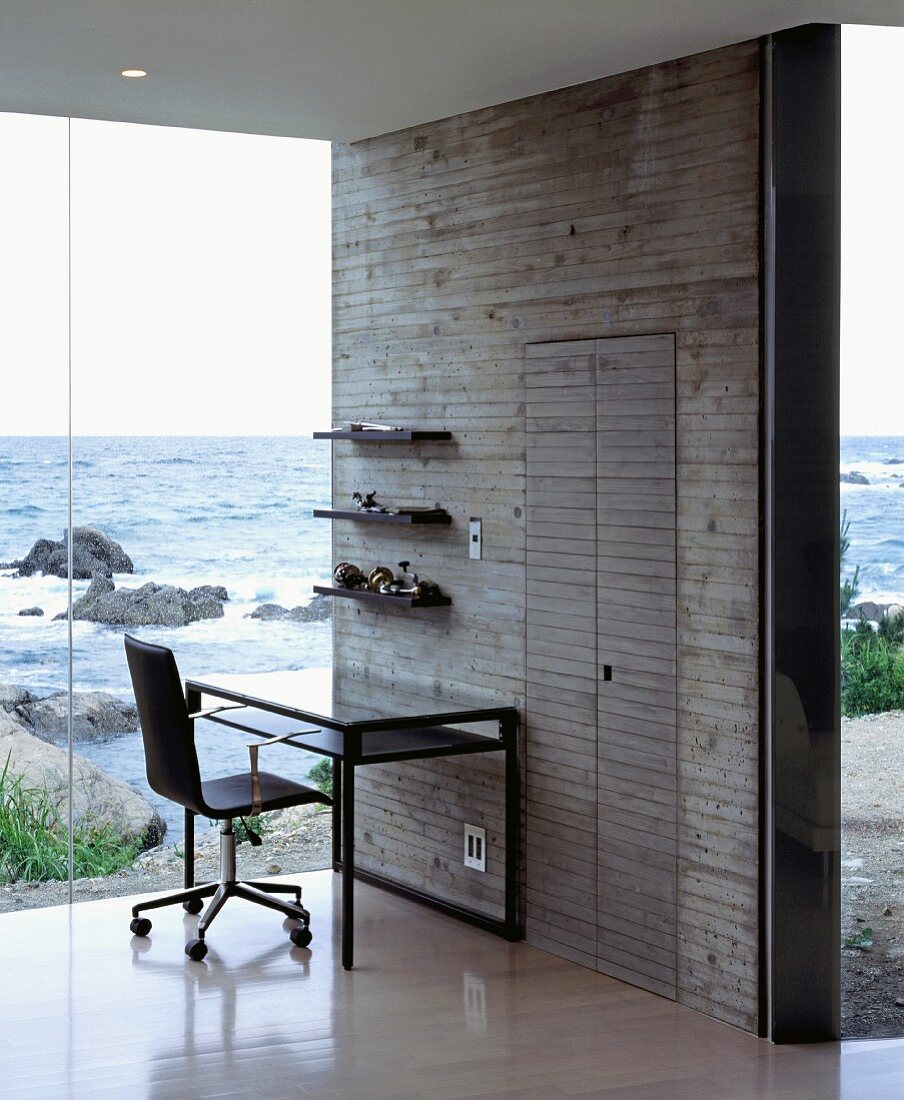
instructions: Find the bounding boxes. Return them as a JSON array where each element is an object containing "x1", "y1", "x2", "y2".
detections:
[{"x1": 124, "y1": 634, "x2": 331, "y2": 961}]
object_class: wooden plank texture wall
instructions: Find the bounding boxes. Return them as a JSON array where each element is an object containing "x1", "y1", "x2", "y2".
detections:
[{"x1": 332, "y1": 40, "x2": 761, "y2": 1030}]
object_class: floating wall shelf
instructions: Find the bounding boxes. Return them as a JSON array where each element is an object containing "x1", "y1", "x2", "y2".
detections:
[
  {"x1": 314, "y1": 584, "x2": 452, "y2": 608},
  {"x1": 313, "y1": 430, "x2": 452, "y2": 442},
  {"x1": 313, "y1": 508, "x2": 452, "y2": 525}
]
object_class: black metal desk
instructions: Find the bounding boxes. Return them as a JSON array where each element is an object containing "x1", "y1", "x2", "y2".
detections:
[{"x1": 183, "y1": 669, "x2": 520, "y2": 969}]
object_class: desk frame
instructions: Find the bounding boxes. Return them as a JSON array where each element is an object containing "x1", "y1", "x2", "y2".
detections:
[{"x1": 183, "y1": 678, "x2": 520, "y2": 970}]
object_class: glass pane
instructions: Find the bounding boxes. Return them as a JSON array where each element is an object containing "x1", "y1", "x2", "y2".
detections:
[
  {"x1": 0, "y1": 113, "x2": 71, "y2": 913},
  {"x1": 68, "y1": 119, "x2": 332, "y2": 905},
  {"x1": 840, "y1": 24, "x2": 904, "y2": 1038}
]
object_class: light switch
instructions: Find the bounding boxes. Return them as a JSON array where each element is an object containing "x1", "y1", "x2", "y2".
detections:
[{"x1": 469, "y1": 517, "x2": 482, "y2": 560}]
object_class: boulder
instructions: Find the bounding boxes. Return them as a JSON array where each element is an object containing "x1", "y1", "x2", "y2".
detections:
[
  {"x1": 247, "y1": 595, "x2": 332, "y2": 622},
  {"x1": 192, "y1": 584, "x2": 229, "y2": 602},
  {"x1": 850, "y1": 601, "x2": 885, "y2": 621},
  {"x1": 56, "y1": 579, "x2": 227, "y2": 628},
  {"x1": 15, "y1": 690, "x2": 139, "y2": 743},
  {"x1": 0, "y1": 684, "x2": 37, "y2": 712},
  {"x1": 840, "y1": 471, "x2": 870, "y2": 486},
  {"x1": 7, "y1": 526, "x2": 133, "y2": 579},
  {"x1": 849, "y1": 601, "x2": 904, "y2": 623},
  {"x1": 0, "y1": 710, "x2": 163, "y2": 847},
  {"x1": 17, "y1": 607, "x2": 43, "y2": 617}
]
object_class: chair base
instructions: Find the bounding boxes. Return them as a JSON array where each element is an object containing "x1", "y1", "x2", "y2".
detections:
[{"x1": 129, "y1": 819, "x2": 311, "y2": 958}]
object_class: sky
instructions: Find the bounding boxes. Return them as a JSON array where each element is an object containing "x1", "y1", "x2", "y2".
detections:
[
  {"x1": 0, "y1": 27, "x2": 900, "y2": 436},
  {"x1": 841, "y1": 25, "x2": 904, "y2": 435},
  {"x1": 0, "y1": 114, "x2": 330, "y2": 435}
]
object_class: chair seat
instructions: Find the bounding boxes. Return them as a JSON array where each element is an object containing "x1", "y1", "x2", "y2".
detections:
[{"x1": 201, "y1": 771, "x2": 329, "y2": 817}]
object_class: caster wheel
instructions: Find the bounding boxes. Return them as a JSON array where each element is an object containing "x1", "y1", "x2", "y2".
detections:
[
  {"x1": 183, "y1": 897, "x2": 204, "y2": 915},
  {"x1": 290, "y1": 926, "x2": 312, "y2": 949},
  {"x1": 185, "y1": 938, "x2": 208, "y2": 962},
  {"x1": 130, "y1": 917, "x2": 152, "y2": 937}
]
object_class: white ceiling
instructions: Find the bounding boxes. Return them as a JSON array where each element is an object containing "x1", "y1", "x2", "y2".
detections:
[{"x1": 0, "y1": 1, "x2": 902, "y2": 142}]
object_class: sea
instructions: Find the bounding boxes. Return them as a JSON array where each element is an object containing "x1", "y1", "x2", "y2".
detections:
[
  {"x1": 0, "y1": 435, "x2": 332, "y2": 841},
  {"x1": 1, "y1": 434, "x2": 901, "y2": 843},
  {"x1": 841, "y1": 436, "x2": 904, "y2": 604}
]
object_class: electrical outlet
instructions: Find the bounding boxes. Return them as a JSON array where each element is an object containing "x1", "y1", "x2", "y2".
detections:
[
  {"x1": 464, "y1": 823, "x2": 486, "y2": 871},
  {"x1": 469, "y1": 517, "x2": 482, "y2": 560}
]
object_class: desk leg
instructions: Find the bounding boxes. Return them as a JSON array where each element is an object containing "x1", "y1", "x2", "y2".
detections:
[
  {"x1": 332, "y1": 758, "x2": 342, "y2": 871},
  {"x1": 503, "y1": 714, "x2": 520, "y2": 941},
  {"x1": 341, "y1": 757, "x2": 355, "y2": 970}
]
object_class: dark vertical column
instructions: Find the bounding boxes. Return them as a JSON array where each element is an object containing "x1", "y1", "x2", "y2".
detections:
[{"x1": 767, "y1": 23, "x2": 841, "y2": 1042}]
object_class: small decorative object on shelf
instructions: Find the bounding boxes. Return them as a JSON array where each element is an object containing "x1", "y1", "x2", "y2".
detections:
[
  {"x1": 320, "y1": 559, "x2": 449, "y2": 608},
  {"x1": 368, "y1": 565, "x2": 394, "y2": 592},
  {"x1": 342, "y1": 421, "x2": 403, "y2": 433},
  {"x1": 333, "y1": 562, "x2": 367, "y2": 589},
  {"x1": 379, "y1": 561, "x2": 441, "y2": 600},
  {"x1": 352, "y1": 490, "x2": 388, "y2": 513}
]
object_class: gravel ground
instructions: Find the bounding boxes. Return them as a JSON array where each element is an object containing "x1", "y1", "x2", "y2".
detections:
[
  {"x1": 842, "y1": 710, "x2": 904, "y2": 1037},
  {"x1": 0, "y1": 804, "x2": 333, "y2": 914}
]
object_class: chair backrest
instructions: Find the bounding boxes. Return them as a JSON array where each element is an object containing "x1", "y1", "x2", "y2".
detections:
[{"x1": 124, "y1": 634, "x2": 205, "y2": 814}]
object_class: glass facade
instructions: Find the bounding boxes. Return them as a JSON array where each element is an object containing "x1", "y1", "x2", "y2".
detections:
[{"x1": 0, "y1": 115, "x2": 331, "y2": 914}]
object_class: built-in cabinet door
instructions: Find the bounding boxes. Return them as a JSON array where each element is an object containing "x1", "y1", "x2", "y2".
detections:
[
  {"x1": 525, "y1": 334, "x2": 677, "y2": 998},
  {"x1": 525, "y1": 340, "x2": 599, "y2": 968},
  {"x1": 595, "y1": 334, "x2": 677, "y2": 999}
]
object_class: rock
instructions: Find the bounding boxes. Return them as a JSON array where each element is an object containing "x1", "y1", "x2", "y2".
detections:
[
  {"x1": 14, "y1": 690, "x2": 139, "y2": 742},
  {"x1": 0, "y1": 710, "x2": 163, "y2": 847},
  {"x1": 248, "y1": 602, "x2": 291, "y2": 620},
  {"x1": 192, "y1": 584, "x2": 229, "y2": 602},
  {"x1": 884, "y1": 458, "x2": 904, "y2": 465},
  {"x1": 247, "y1": 595, "x2": 332, "y2": 623},
  {"x1": 841, "y1": 471, "x2": 870, "y2": 486},
  {"x1": 55, "y1": 579, "x2": 227, "y2": 628},
  {"x1": 0, "y1": 684, "x2": 37, "y2": 712},
  {"x1": 8, "y1": 526, "x2": 133, "y2": 579},
  {"x1": 85, "y1": 574, "x2": 115, "y2": 598},
  {"x1": 17, "y1": 607, "x2": 43, "y2": 617},
  {"x1": 851, "y1": 601, "x2": 887, "y2": 622}
]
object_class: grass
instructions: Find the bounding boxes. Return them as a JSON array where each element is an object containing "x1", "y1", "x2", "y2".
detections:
[
  {"x1": 307, "y1": 758, "x2": 333, "y2": 798},
  {"x1": 837, "y1": 514, "x2": 904, "y2": 717},
  {"x1": 841, "y1": 628, "x2": 904, "y2": 717},
  {"x1": 0, "y1": 755, "x2": 141, "y2": 883},
  {"x1": 840, "y1": 509, "x2": 861, "y2": 616}
]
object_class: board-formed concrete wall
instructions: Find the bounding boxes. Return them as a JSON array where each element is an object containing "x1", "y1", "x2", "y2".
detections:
[{"x1": 331, "y1": 39, "x2": 760, "y2": 1030}]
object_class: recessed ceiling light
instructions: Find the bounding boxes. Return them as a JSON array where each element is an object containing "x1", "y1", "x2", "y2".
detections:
[{"x1": 121, "y1": 68, "x2": 148, "y2": 79}]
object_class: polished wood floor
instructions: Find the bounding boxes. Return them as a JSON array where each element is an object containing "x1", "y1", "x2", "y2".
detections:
[{"x1": 0, "y1": 870, "x2": 902, "y2": 1098}]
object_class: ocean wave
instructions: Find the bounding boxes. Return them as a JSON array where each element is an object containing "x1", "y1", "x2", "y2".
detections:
[{"x1": 3, "y1": 505, "x2": 43, "y2": 516}]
